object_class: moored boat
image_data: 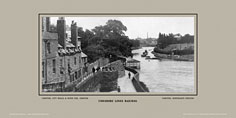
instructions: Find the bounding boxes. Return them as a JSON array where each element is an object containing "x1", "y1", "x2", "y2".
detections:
[
  {"x1": 145, "y1": 56, "x2": 151, "y2": 59},
  {"x1": 141, "y1": 50, "x2": 148, "y2": 57}
]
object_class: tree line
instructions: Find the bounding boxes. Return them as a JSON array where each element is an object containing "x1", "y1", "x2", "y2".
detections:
[
  {"x1": 157, "y1": 33, "x2": 194, "y2": 49},
  {"x1": 154, "y1": 33, "x2": 194, "y2": 55}
]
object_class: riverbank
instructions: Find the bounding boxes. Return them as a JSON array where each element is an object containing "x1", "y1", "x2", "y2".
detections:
[
  {"x1": 132, "y1": 79, "x2": 149, "y2": 92},
  {"x1": 152, "y1": 51, "x2": 194, "y2": 62}
]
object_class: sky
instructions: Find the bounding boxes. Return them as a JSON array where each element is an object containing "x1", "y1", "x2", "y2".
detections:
[{"x1": 50, "y1": 17, "x2": 194, "y2": 39}]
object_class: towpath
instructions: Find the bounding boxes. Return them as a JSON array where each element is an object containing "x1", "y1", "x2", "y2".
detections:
[{"x1": 117, "y1": 70, "x2": 136, "y2": 92}]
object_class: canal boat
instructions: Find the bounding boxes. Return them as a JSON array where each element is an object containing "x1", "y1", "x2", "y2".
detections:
[
  {"x1": 141, "y1": 50, "x2": 148, "y2": 57},
  {"x1": 141, "y1": 53, "x2": 147, "y2": 57},
  {"x1": 145, "y1": 56, "x2": 151, "y2": 59}
]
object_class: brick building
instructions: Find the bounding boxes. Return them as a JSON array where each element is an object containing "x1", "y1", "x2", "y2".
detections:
[{"x1": 42, "y1": 17, "x2": 88, "y2": 92}]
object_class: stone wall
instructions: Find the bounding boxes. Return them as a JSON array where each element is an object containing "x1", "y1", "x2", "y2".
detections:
[
  {"x1": 64, "y1": 53, "x2": 83, "y2": 86},
  {"x1": 99, "y1": 71, "x2": 119, "y2": 92},
  {"x1": 45, "y1": 59, "x2": 122, "y2": 92},
  {"x1": 87, "y1": 58, "x2": 109, "y2": 74},
  {"x1": 106, "y1": 60, "x2": 125, "y2": 78},
  {"x1": 45, "y1": 57, "x2": 64, "y2": 84},
  {"x1": 42, "y1": 52, "x2": 84, "y2": 91},
  {"x1": 64, "y1": 60, "x2": 122, "y2": 92},
  {"x1": 75, "y1": 72, "x2": 104, "y2": 92},
  {"x1": 42, "y1": 39, "x2": 60, "y2": 84},
  {"x1": 72, "y1": 71, "x2": 118, "y2": 92}
]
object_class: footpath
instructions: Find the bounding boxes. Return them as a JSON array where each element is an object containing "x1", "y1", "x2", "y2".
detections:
[{"x1": 117, "y1": 70, "x2": 136, "y2": 92}]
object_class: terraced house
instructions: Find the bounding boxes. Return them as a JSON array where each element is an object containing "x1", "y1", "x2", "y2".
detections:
[{"x1": 42, "y1": 17, "x2": 88, "y2": 92}]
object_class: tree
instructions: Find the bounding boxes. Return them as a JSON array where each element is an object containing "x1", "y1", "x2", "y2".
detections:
[
  {"x1": 77, "y1": 27, "x2": 95, "y2": 49},
  {"x1": 79, "y1": 19, "x2": 132, "y2": 63},
  {"x1": 92, "y1": 19, "x2": 127, "y2": 39},
  {"x1": 83, "y1": 44, "x2": 105, "y2": 62},
  {"x1": 157, "y1": 33, "x2": 194, "y2": 49},
  {"x1": 105, "y1": 19, "x2": 127, "y2": 37},
  {"x1": 91, "y1": 19, "x2": 132, "y2": 57}
]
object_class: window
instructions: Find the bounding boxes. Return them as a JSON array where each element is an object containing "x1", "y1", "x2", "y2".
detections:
[
  {"x1": 74, "y1": 57, "x2": 76, "y2": 65},
  {"x1": 70, "y1": 74, "x2": 74, "y2": 82},
  {"x1": 79, "y1": 57, "x2": 81, "y2": 64},
  {"x1": 47, "y1": 42, "x2": 51, "y2": 53},
  {"x1": 68, "y1": 59, "x2": 71, "y2": 74},
  {"x1": 72, "y1": 74, "x2": 74, "y2": 81},
  {"x1": 75, "y1": 72, "x2": 77, "y2": 80},
  {"x1": 52, "y1": 59, "x2": 56, "y2": 73},
  {"x1": 42, "y1": 62, "x2": 44, "y2": 78},
  {"x1": 77, "y1": 70, "x2": 80, "y2": 79},
  {"x1": 78, "y1": 70, "x2": 81, "y2": 79},
  {"x1": 68, "y1": 59, "x2": 70, "y2": 67},
  {"x1": 60, "y1": 59, "x2": 63, "y2": 67},
  {"x1": 70, "y1": 75, "x2": 73, "y2": 82},
  {"x1": 60, "y1": 59, "x2": 63, "y2": 74}
]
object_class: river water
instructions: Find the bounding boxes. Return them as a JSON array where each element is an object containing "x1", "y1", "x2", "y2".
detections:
[{"x1": 132, "y1": 47, "x2": 194, "y2": 93}]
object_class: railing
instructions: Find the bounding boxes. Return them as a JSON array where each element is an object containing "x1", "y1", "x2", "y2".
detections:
[{"x1": 125, "y1": 66, "x2": 138, "y2": 74}]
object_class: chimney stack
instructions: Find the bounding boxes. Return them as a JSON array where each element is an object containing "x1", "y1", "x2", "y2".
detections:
[
  {"x1": 42, "y1": 17, "x2": 46, "y2": 32},
  {"x1": 71, "y1": 21, "x2": 78, "y2": 49},
  {"x1": 42, "y1": 17, "x2": 50, "y2": 32},
  {"x1": 57, "y1": 17, "x2": 66, "y2": 49},
  {"x1": 46, "y1": 17, "x2": 50, "y2": 32}
]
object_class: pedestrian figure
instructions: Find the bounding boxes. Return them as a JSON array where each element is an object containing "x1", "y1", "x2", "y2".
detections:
[
  {"x1": 117, "y1": 86, "x2": 121, "y2": 92},
  {"x1": 92, "y1": 67, "x2": 95, "y2": 74},
  {"x1": 128, "y1": 72, "x2": 131, "y2": 79},
  {"x1": 96, "y1": 66, "x2": 100, "y2": 72}
]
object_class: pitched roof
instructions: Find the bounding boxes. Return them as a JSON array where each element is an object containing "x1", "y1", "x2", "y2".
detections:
[
  {"x1": 66, "y1": 42, "x2": 75, "y2": 48},
  {"x1": 127, "y1": 58, "x2": 140, "y2": 63},
  {"x1": 81, "y1": 52, "x2": 87, "y2": 57},
  {"x1": 42, "y1": 32, "x2": 58, "y2": 40},
  {"x1": 58, "y1": 44, "x2": 62, "y2": 48}
]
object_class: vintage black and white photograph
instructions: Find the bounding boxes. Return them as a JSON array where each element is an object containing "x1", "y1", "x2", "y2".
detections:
[{"x1": 41, "y1": 15, "x2": 196, "y2": 94}]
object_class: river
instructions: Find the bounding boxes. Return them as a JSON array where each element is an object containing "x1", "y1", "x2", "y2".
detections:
[{"x1": 132, "y1": 47, "x2": 194, "y2": 93}]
